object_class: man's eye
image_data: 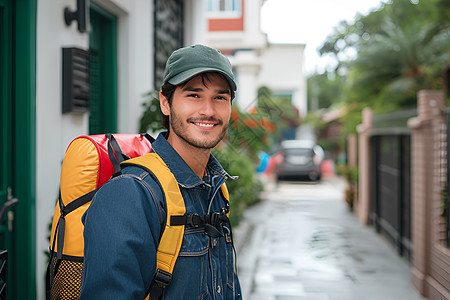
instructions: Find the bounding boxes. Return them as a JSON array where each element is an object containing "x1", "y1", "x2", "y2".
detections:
[
  {"x1": 187, "y1": 94, "x2": 199, "y2": 98},
  {"x1": 216, "y1": 96, "x2": 229, "y2": 101}
]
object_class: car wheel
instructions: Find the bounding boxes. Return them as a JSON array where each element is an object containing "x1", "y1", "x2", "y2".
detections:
[{"x1": 308, "y1": 171, "x2": 319, "y2": 181}]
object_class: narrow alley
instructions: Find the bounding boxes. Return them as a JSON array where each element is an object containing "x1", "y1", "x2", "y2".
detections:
[{"x1": 234, "y1": 177, "x2": 425, "y2": 300}]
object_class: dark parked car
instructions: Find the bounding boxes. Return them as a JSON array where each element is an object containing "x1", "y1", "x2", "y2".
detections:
[{"x1": 275, "y1": 140, "x2": 324, "y2": 182}]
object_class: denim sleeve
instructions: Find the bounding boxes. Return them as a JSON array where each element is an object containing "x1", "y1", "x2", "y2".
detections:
[{"x1": 80, "y1": 174, "x2": 164, "y2": 299}]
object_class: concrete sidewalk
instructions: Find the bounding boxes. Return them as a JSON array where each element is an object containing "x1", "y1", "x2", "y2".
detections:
[{"x1": 233, "y1": 177, "x2": 426, "y2": 300}]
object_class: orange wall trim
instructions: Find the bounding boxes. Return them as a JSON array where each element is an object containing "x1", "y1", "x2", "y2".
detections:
[
  {"x1": 220, "y1": 49, "x2": 234, "y2": 55},
  {"x1": 209, "y1": 17, "x2": 244, "y2": 31}
]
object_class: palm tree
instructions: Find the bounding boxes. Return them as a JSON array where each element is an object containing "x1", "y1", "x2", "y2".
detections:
[
  {"x1": 349, "y1": 17, "x2": 450, "y2": 110},
  {"x1": 317, "y1": 0, "x2": 450, "y2": 112}
]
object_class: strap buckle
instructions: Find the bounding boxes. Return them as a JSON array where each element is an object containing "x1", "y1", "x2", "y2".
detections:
[
  {"x1": 209, "y1": 212, "x2": 220, "y2": 225},
  {"x1": 186, "y1": 213, "x2": 200, "y2": 227},
  {"x1": 210, "y1": 212, "x2": 228, "y2": 226},
  {"x1": 154, "y1": 269, "x2": 172, "y2": 288}
]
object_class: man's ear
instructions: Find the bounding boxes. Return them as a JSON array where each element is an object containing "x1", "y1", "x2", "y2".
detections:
[{"x1": 159, "y1": 90, "x2": 170, "y2": 116}]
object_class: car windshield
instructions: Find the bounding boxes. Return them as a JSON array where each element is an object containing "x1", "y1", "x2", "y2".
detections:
[{"x1": 285, "y1": 148, "x2": 312, "y2": 157}]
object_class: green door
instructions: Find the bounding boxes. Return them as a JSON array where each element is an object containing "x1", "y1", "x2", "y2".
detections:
[
  {"x1": 0, "y1": 0, "x2": 15, "y2": 297},
  {"x1": 89, "y1": 5, "x2": 117, "y2": 134},
  {"x1": 1, "y1": 0, "x2": 36, "y2": 299}
]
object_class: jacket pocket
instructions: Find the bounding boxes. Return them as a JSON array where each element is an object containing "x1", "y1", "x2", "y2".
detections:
[
  {"x1": 179, "y1": 228, "x2": 209, "y2": 256},
  {"x1": 166, "y1": 228, "x2": 210, "y2": 299}
]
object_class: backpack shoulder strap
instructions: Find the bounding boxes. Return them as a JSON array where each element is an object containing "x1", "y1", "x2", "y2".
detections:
[
  {"x1": 219, "y1": 183, "x2": 230, "y2": 217},
  {"x1": 220, "y1": 182, "x2": 229, "y2": 201},
  {"x1": 123, "y1": 153, "x2": 185, "y2": 298}
]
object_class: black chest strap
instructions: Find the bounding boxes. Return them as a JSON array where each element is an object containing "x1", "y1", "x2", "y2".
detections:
[{"x1": 170, "y1": 209, "x2": 230, "y2": 238}]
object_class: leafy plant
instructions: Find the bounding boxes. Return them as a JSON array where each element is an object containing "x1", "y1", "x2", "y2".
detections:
[
  {"x1": 140, "y1": 91, "x2": 165, "y2": 133},
  {"x1": 336, "y1": 164, "x2": 359, "y2": 210}
]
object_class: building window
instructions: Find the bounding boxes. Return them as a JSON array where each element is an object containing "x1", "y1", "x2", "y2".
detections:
[
  {"x1": 208, "y1": 0, "x2": 241, "y2": 12},
  {"x1": 208, "y1": 0, "x2": 241, "y2": 18}
]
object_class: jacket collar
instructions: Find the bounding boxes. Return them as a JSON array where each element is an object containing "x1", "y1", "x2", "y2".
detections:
[{"x1": 152, "y1": 132, "x2": 234, "y2": 188}]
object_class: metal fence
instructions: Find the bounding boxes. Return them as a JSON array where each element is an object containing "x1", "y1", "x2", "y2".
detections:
[
  {"x1": 444, "y1": 109, "x2": 450, "y2": 248},
  {"x1": 370, "y1": 109, "x2": 416, "y2": 259}
]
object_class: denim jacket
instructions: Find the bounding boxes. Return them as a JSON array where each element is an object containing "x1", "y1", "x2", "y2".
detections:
[{"x1": 80, "y1": 132, "x2": 242, "y2": 300}]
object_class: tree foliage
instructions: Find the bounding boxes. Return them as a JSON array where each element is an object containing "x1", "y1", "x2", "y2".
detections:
[
  {"x1": 309, "y1": 0, "x2": 450, "y2": 135},
  {"x1": 307, "y1": 73, "x2": 345, "y2": 110}
]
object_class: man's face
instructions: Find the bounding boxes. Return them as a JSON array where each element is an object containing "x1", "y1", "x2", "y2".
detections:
[{"x1": 161, "y1": 73, "x2": 232, "y2": 150}]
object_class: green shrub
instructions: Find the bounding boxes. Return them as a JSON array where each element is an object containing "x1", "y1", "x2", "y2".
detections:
[
  {"x1": 139, "y1": 91, "x2": 165, "y2": 133},
  {"x1": 212, "y1": 144, "x2": 263, "y2": 226},
  {"x1": 336, "y1": 163, "x2": 358, "y2": 210}
]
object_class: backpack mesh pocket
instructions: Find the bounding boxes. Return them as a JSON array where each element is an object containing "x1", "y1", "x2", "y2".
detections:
[{"x1": 49, "y1": 255, "x2": 83, "y2": 300}]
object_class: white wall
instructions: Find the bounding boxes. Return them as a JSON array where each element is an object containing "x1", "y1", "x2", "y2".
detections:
[
  {"x1": 243, "y1": 0, "x2": 267, "y2": 48},
  {"x1": 184, "y1": 0, "x2": 207, "y2": 45},
  {"x1": 115, "y1": 0, "x2": 153, "y2": 133},
  {"x1": 229, "y1": 50, "x2": 260, "y2": 110},
  {"x1": 36, "y1": 1, "x2": 89, "y2": 299},
  {"x1": 258, "y1": 43, "x2": 307, "y2": 117},
  {"x1": 35, "y1": 1, "x2": 153, "y2": 298}
]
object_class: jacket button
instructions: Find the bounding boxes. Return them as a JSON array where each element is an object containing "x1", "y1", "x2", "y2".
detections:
[{"x1": 217, "y1": 285, "x2": 221, "y2": 294}]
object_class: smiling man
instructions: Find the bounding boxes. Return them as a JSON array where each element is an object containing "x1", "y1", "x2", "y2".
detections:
[
  {"x1": 80, "y1": 44, "x2": 242, "y2": 299},
  {"x1": 161, "y1": 71, "x2": 233, "y2": 178}
]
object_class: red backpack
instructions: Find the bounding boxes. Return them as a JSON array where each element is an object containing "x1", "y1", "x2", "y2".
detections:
[{"x1": 47, "y1": 133, "x2": 153, "y2": 299}]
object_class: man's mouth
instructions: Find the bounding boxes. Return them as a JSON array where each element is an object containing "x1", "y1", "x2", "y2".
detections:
[
  {"x1": 194, "y1": 122, "x2": 215, "y2": 128},
  {"x1": 188, "y1": 118, "x2": 222, "y2": 129}
]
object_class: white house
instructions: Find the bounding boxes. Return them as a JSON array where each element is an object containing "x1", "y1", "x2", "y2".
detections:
[
  {"x1": 1, "y1": 0, "x2": 206, "y2": 298},
  {"x1": 205, "y1": 0, "x2": 307, "y2": 119}
]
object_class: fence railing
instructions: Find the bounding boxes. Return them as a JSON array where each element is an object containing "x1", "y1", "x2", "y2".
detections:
[
  {"x1": 370, "y1": 109, "x2": 414, "y2": 259},
  {"x1": 444, "y1": 108, "x2": 450, "y2": 249}
]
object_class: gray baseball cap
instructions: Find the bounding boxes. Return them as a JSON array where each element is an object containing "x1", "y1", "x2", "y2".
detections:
[{"x1": 162, "y1": 44, "x2": 237, "y2": 91}]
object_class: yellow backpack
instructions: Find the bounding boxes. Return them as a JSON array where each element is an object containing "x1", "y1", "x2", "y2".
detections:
[{"x1": 46, "y1": 133, "x2": 230, "y2": 300}]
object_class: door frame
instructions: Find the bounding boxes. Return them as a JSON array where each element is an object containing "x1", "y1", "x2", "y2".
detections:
[
  {"x1": 89, "y1": 3, "x2": 118, "y2": 134},
  {"x1": 12, "y1": 0, "x2": 37, "y2": 299},
  {"x1": 0, "y1": 0, "x2": 14, "y2": 297}
]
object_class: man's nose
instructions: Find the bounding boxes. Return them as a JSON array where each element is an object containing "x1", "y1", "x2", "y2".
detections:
[{"x1": 198, "y1": 99, "x2": 215, "y2": 115}]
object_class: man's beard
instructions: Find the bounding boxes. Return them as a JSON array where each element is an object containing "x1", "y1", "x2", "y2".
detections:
[{"x1": 170, "y1": 109, "x2": 228, "y2": 149}]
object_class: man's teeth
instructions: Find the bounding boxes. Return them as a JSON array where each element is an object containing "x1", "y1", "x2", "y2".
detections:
[{"x1": 194, "y1": 123, "x2": 215, "y2": 127}]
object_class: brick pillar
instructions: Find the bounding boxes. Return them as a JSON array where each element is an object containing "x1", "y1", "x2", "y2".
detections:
[
  {"x1": 356, "y1": 108, "x2": 372, "y2": 225},
  {"x1": 408, "y1": 90, "x2": 445, "y2": 297},
  {"x1": 347, "y1": 134, "x2": 358, "y2": 169}
]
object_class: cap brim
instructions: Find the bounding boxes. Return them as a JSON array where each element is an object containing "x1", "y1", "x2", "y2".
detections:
[{"x1": 168, "y1": 67, "x2": 237, "y2": 91}]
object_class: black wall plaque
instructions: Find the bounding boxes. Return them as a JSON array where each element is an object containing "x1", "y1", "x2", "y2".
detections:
[
  {"x1": 154, "y1": 0, "x2": 184, "y2": 90},
  {"x1": 62, "y1": 47, "x2": 90, "y2": 113}
]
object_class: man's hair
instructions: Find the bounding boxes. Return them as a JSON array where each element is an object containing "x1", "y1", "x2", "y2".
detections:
[
  {"x1": 160, "y1": 72, "x2": 235, "y2": 131},
  {"x1": 160, "y1": 83, "x2": 177, "y2": 130}
]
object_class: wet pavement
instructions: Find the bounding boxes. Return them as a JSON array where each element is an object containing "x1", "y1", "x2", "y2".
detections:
[{"x1": 233, "y1": 176, "x2": 426, "y2": 300}]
